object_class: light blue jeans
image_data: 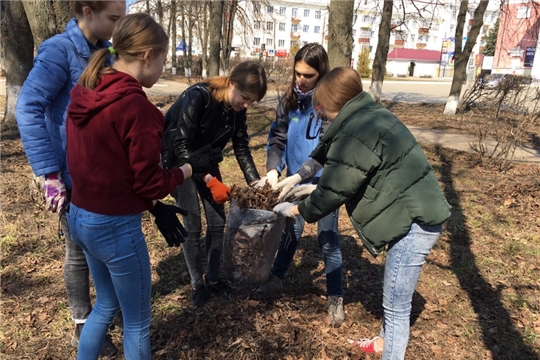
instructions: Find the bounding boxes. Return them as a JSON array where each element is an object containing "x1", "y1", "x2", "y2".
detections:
[
  {"x1": 271, "y1": 209, "x2": 342, "y2": 297},
  {"x1": 68, "y1": 204, "x2": 151, "y2": 360},
  {"x1": 379, "y1": 222, "x2": 442, "y2": 360}
]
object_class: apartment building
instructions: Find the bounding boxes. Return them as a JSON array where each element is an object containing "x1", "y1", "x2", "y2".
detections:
[
  {"x1": 492, "y1": 0, "x2": 540, "y2": 76},
  {"x1": 235, "y1": 0, "x2": 500, "y2": 78},
  {"x1": 129, "y1": 0, "x2": 501, "y2": 78}
]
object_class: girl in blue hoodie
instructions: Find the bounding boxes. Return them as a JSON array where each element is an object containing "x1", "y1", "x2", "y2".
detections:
[{"x1": 255, "y1": 43, "x2": 344, "y2": 326}]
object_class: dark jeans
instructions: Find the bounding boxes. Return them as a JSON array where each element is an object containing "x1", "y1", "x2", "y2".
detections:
[
  {"x1": 271, "y1": 208, "x2": 343, "y2": 297},
  {"x1": 60, "y1": 207, "x2": 92, "y2": 323},
  {"x1": 173, "y1": 176, "x2": 226, "y2": 289}
]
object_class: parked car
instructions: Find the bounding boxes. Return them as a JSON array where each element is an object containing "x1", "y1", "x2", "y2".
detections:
[{"x1": 477, "y1": 73, "x2": 533, "y2": 89}]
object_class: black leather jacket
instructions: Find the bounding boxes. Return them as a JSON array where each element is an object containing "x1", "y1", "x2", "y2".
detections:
[{"x1": 164, "y1": 83, "x2": 260, "y2": 185}]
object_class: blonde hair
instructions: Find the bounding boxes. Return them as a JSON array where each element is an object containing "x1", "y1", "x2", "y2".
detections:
[
  {"x1": 79, "y1": 13, "x2": 168, "y2": 90},
  {"x1": 208, "y1": 61, "x2": 267, "y2": 103},
  {"x1": 313, "y1": 67, "x2": 363, "y2": 113}
]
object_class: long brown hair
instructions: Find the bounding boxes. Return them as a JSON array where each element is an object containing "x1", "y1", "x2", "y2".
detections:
[
  {"x1": 208, "y1": 61, "x2": 267, "y2": 103},
  {"x1": 313, "y1": 67, "x2": 363, "y2": 113},
  {"x1": 78, "y1": 13, "x2": 168, "y2": 90},
  {"x1": 283, "y1": 43, "x2": 329, "y2": 112}
]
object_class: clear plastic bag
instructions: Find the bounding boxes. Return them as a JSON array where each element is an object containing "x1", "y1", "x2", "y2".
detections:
[{"x1": 223, "y1": 200, "x2": 285, "y2": 286}]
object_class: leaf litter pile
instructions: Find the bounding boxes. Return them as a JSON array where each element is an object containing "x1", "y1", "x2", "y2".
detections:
[
  {"x1": 229, "y1": 183, "x2": 281, "y2": 210},
  {"x1": 1, "y1": 94, "x2": 539, "y2": 359}
]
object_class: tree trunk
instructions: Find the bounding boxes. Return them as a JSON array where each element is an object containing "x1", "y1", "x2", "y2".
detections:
[
  {"x1": 208, "y1": 0, "x2": 224, "y2": 77},
  {"x1": 21, "y1": 1, "x2": 61, "y2": 48},
  {"x1": 443, "y1": 0, "x2": 489, "y2": 116},
  {"x1": 196, "y1": 1, "x2": 210, "y2": 77},
  {"x1": 170, "y1": 0, "x2": 177, "y2": 72},
  {"x1": 179, "y1": 2, "x2": 188, "y2": 75},
  {"x1": 1, "y1": 1, "x2": 34, "y2": 124},
  {"x1": 221, "y1": 0, "x2": 237, "y2": 74},
  {"x1": 187, "y1": 0, "x2": 194, "y2": 75},
  {"x1": 156, "y1": 0, "x2": 164, "y2": 27},
  {"x1": 370, "y1": 0, "x2": 393, "y2": 103},
  {"x1": 327, "y1": 0, "x2": 354, "y2": 68}
]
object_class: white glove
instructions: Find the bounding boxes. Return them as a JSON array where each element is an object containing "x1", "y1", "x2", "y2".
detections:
[
  {"x1": 275, "y1": 173, "x2": 302, "y2": 201},
  {"x1": 273, "y1": 202, "x2": 296, "y2": 218},
  {"x1": 283, "y1": 184, "x2": 317, "y2": 202},
  {"x1": 255, "y1": 170, "x2": 279, "y2": 189}
]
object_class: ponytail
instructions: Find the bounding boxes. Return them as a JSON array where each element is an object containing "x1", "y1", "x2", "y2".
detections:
[{"x1": 78, "y1": 49, "x2": 115, "y2": 90}]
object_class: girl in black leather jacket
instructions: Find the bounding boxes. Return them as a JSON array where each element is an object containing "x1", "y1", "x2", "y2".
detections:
[{"x1": 163, "y1": 61, "x2": 267, "y2": 308}]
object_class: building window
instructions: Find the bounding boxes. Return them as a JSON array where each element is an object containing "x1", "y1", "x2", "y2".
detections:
[
  {"x1": 279, "y1": 22, "x2": 286, "y2": 31},
  {"x1": 361, "y1": 30, "x2": 375, "y2": 38},
  {"x1": 314, "y1": 25, "x2": 321, "y2": 34},
  {"x1": 303, "y1": 25, "x2": 309, "y2": 33},
  {"x1": 304, "y1": 9, "x2": 310, "y2": 17},
  {"x1": 267, "y1": 21, "x2": 274, "y2": 30},
  {"x1": 292, "y1": 8, "x2": 298, "y2": 18},
  {"x1": 278, "y1": 39, "x2": 285, "y2": 47},
  {"x1": 254, "y1": 37, "x2": 261, "y2": 46},
  {"x1": 315, "y1": 10, "x2": 321, "y2": 19},
  {"x1": 517, "y1": 6, "x2": 531, "y2": 19},
  {"x1": 267, "y1": 5, "x2": 274, "y2": 14},
  {"x1": 267, "y1": 39, "x2": 273, "y2": 47},
  {"x1": 362, "y1": 15, "x2": 375, "y2": 23},
  {"x1": 291, "y1": 40, "x2": 298, "y2": 48},
  {"x1": 291, "y1": 24, "x2": 298, "y2": 32},
  {"x1": 280, "y1": 6, "x2": 286, "y2": 15},
  {"x1": 254, "y1": 4, "x2": 260, "y2": 13},
  {"x1": 254, "y1": 21, "x2": 260, "y2": 30}
]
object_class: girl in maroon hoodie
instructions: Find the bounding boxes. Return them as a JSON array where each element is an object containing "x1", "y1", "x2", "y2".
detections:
[{"x1": 66, "y1": 13, "x2": 220, "y2": 360}]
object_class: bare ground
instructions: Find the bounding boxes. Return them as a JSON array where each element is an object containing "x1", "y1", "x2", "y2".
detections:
[{"x1": 1, "y1": 90, "x2": 539, "y2": 359}]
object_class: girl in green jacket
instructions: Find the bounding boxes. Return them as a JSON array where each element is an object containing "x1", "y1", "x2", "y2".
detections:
[{"x1": 273, "y1": 67, "x2": 451, "y2": 360}]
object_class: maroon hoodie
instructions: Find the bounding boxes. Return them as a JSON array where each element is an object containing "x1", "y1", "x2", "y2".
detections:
[{"x1": 67, "y1": 71, "x2": 184, "y2": 215}]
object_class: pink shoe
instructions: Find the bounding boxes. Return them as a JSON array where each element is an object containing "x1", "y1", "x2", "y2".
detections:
[{"x1": 348, "y1": 336, "x2": 383, "y2": 353}]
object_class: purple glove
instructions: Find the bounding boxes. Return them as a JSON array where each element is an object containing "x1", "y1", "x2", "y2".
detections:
[{"x1": 44, "y1": 172, "x2": 66, "y2": 213}]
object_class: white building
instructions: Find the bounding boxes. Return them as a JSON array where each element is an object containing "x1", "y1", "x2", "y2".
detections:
[{"x1": 130, "y1": 0, "x2": 500, "y2": 78}]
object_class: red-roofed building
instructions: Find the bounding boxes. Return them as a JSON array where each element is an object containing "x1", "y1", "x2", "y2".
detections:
[{"x1": 386, "y1": 48, "x2": 442, "y2": 78}]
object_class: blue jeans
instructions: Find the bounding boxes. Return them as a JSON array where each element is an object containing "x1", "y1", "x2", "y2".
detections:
[
  {"x1": 172, "y1": 176, "x2": 226, "y2": 289},
  {"x1": 68, "y1": 204, "x2": 151, "y2": 360},
  {"x1": 379, "y1": 222, "x2": 442, "y2": 360},
  {"x1": 271, "y1": 209, "x2": 342, "y2": 297}
]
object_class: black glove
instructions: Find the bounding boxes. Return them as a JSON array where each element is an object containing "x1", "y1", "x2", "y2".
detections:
[
  {"x1": 187, "y1": 145, "x2": 223, "y2": 175},
  {"x1": 149, "y1": 201, "x2": 188, "y2": 247}
]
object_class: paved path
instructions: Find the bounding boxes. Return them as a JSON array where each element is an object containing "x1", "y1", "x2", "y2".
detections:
[{"x1": 145, "y1": 79, "x2": 540, "y2": 164}]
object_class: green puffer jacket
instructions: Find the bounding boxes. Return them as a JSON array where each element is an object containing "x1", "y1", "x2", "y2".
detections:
[{"x1": 298, "y1": 91, "x2": 451, "y2": 257}]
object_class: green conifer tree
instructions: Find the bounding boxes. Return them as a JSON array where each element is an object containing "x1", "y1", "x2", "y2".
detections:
[{"x1": 482, "y1": 17, "x2": 499, "y2": 56}]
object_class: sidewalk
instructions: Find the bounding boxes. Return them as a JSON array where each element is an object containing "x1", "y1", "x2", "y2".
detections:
[
  {"x1": 145, "y1": 79, "x2": 540, "y2": 165},
  {"x1": 408, "y1": 126, "x2": 540, "y2": 164}
]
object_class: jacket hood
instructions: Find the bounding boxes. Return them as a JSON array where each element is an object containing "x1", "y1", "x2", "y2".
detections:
[{"x1": 68, "y1": 71, "x2": 146, "y2": 127}]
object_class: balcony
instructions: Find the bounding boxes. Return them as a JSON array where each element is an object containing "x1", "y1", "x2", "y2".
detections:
[
  {"x1": 418, "y1": 27, "x2": 429, "y2": 35},
  {"x1": 394, "y1": 39, "x2": 405, "y2": 47},
  {"x1": 358, "y1": 37, "x2": 370, "y2": 44},
  {"x1": 290, "y1": 31, "x2": 300, "y2": 39},
  {"x1": 291, "y1": 17, "x2": 301, "y2": 24},
  {"x1": 416, "y1": 43, "x2": 427, "y2": 49}
]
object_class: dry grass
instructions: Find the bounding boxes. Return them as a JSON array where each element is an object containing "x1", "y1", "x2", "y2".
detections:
[{"x1": 1, "y1": 93, "x2": 539, "y2": 359}]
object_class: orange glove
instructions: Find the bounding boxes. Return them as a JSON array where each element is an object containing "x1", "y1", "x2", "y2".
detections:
[{"x1": 206, "y1": 177, "x2": 230, "y2": 204}]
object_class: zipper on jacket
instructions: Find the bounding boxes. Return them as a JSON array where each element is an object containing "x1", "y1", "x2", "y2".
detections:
[
  {"x1": 349, "y1": 215, "x2": 381, "y2": 257},
  {"x1": 211, "y1": 109, "x2": 235, "y2": 147}
]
